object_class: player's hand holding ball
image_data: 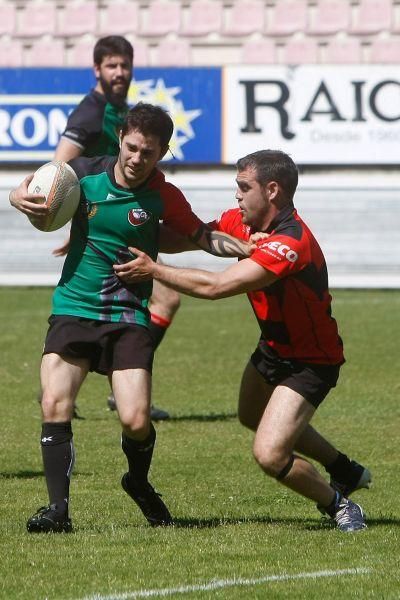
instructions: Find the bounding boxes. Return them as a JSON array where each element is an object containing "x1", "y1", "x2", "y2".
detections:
[
  {"x1": 9, "y1": 161, "x2": 80, "y2": 232},
  {"x1": 9, "y1": 173, "x2": 48, "y2": 225}
]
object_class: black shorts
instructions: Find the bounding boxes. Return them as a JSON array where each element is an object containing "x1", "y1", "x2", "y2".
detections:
[
  {"x1": 43, "y1": 315, "x2": 154, "y2": 375},
  {"x1": 250, "y1": 343, "x2": 342, "y2": 408}
]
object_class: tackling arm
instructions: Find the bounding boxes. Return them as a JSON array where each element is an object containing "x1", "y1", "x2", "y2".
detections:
[
  {"x1": 188, "y1": 223, "x2": 251, "y2": 258},
  {"x1": 114, "y1": 247, "x2": 277, "y2": 299}
]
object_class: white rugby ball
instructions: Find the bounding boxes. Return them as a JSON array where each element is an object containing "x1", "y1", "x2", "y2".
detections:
[{"x1": 27, "y1": 161, "x2": 80, "y2": 232}]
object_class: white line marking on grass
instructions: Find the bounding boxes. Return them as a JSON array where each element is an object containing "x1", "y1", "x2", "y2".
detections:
[{"x1": 80, "y1": 567, "x2": 371, "y2": 600}]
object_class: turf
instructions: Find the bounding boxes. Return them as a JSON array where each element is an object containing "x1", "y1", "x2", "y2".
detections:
[{"x1": 0, "y1": 288, "x2": 399, "y2": 599}]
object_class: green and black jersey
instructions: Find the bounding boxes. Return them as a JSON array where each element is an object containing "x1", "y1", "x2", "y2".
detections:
[
  {"x1": 52, "y1": 156, "x2": 202, "y2": 325},
  {"x1": 61, "y1": 89, "x2": 127, "y2": 156}
]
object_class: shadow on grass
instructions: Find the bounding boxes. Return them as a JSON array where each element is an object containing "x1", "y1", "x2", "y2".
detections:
[
  {"x1": 172, "y1": 515, "x2": 323, "y2": 529},
  {"x1": 172, "y1": 514, "x2": 400, "y2": 530},
  {"x1": 167, "y1": 412, "x2": 237, "y2": 423},
  {"x1": 0, "y1": 470, "x2": 44, "y2": 479},
  {"x1": 0, "y1": 470, "x2": 92, "y2": 479}
]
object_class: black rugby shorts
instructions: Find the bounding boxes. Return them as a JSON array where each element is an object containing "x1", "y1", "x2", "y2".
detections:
[
  {"x1": 43, "y1": 315, "x2": 154, "y2": 375},
  {"x1": 250, "y1": 343, "x2": 341, "y2": 408}
]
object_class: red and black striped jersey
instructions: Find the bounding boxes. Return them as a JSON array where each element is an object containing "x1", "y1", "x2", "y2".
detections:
[{"x1": 213, "y1": 206, "x2": 344, "y2": 365}]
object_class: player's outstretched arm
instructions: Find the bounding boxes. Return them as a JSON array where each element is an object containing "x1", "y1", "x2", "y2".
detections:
[
  {"x1": 9, "y1": 174, "x2": 49, "y2": 218},
  {"x1": 189, "y1": 223, "x2": 252, "y2": 258},
  {"x1": 114, "y1": 247, "x2": 277, "y2": 300}
]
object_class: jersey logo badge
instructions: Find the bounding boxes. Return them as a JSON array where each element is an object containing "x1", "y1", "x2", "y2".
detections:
[
  {"x1": 128, "y1": 209, "x2": 151, "y2": 227},
  {"x1": 86, "y1": 202, "x2": 98, "y2": 219}
]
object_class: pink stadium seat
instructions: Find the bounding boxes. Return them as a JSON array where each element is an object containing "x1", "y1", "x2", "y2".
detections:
[
  {"x1": 369, "y1": 38, "x2": 400, "y2": 63},
  {"x1": 67, "y1": 40, "x2": 94, "y2": 66},
  {"x1": 181, "y1": 0, "x2": 223, "y2": 37},
  {"x1": 126, "y1": 40, "x2": 149, "y2": 66},
  {"x1": 223, "y1": 0, "x2": 264, "y2": 36},
  {"x1": 350, "y1": 0, "x2": 392, "y2": 34},
  {"x1": 25, "y1": 38, "x2": 64, "y2": 66},
  {"x1": 308, "y1": 1, "x2": 350, "y2": 35},
  {"x1": 16, "y1": 2, "x2": 56, "y2": 37},
  {"x1": 154, "y1": 39, "x2": 191, "y2": 66},
  {"x1": 0, "y1": 40, "x2": 23, "y2": 66},
  {"x1": 266, "y1": 0, "x2": 308, "y2": 36},
  {"x1": 98, "y1": 2, "x2": 139, "y2": 36},
  {"x1": 57, "y1": 1, "x2": 97, "y2": 37},
  {"x1": 0, "y1": 3, "x2": 16, "y2": 36},
  {"x1": 141, "y1": 1, "x2": 181, "y2": 36},
  {"x1": 323, "y1": 38, "x2": 362, "y2": 63},
  {"x1": 280, "y1": 38, "x2": 319, "y2": 65},
  {"x1": 241, "y1": 39, "x2": 276, "y2": 64}
]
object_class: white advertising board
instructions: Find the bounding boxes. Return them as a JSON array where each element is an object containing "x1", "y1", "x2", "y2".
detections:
[{"x1": 223, "y1": 66, "x2": 400, "y2": 164}]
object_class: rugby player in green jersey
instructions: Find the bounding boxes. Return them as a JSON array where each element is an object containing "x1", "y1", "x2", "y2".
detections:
[
  {"x1": 10, "y1": 103, "x2": 252, "y2": 533},
  {"x1": 55, "y1": 35, "x2": 176, "y2": 420}
]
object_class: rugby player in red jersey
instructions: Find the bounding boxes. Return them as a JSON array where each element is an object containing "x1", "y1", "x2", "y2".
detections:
[{"x1": 117, "y1": 149, "x2": 371, "y2": 532}]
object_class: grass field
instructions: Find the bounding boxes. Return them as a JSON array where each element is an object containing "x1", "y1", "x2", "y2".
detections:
[{"x1": 0, "y1": 287, "x2": 399, "y2": 599}]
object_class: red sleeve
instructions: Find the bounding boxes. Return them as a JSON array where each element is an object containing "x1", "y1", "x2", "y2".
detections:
[
  {"x1": 210, "y1": 208, "x2": 250, "y2": 240},
  {"x1": 159, "y1": 181, "x2": 203, "y2": 236},
  {"x1": 250, "y1": 233, "x2": 308, "y2": 278}
]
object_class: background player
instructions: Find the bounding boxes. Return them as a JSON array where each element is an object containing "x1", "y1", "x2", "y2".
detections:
[{"x1": 118, "y1": 149, "x2": 371, "y2": 533}]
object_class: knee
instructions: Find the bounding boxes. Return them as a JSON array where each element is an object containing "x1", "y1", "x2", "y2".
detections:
[
  {"x1": 252, "y1": 439, "x2": 290, "y2": 478},
  {"x1": 41, "y1": 392, "x2": 72, "y2": 421},
  {"x1": 120, "y1": 412, "x2": 150, "y2": 440}
]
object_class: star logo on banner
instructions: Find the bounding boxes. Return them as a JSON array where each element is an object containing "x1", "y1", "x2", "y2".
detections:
[{"x1": 127, "y1": 78, "x2": 201, "y2": 161}]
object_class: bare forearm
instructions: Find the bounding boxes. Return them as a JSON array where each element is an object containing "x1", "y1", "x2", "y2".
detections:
[
  {"x1": 152, "y1": 262, "x2": 222, "y2": 299},
  {"x1": 191, "y1": 225, "x2": 251, "y2": 258}
]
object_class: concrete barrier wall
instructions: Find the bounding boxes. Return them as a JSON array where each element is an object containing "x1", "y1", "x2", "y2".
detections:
[{"x1": 1, "y1": 168, "x2": 399, "y2": 288}]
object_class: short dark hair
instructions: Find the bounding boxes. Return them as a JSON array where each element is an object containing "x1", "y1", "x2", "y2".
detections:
[
  {"x1": 236, "y1": 150, "x2": 298, "y2": 200},
  {"x1": 93, "y1": 36, "x2": 133, "y2": 65},
  {"x1": 120, "y1": 103, "x2": 174, "y2": 150}
]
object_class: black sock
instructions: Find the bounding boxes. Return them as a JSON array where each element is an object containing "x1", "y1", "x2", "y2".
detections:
[
  {"x1": 325, "y1": 451, "x2": 354, "y2": 483},
  {"x1": 41, "y1": 422, "x2": 74, "y2": 516},
  {"x1": 148, "y1": 320, "x2": 168, "y2": 351},
  {"x1": 324, "y1": 490, "x2": 342, "y2": 518},
  {"x1": 121, "y1": 423, "x2": 156, "y2": 485}
]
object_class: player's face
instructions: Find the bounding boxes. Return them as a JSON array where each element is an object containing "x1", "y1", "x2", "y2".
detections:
[
  {"x1": 116, "y1": 129, "x2": 165, "y2": 188},
  {"x1": 95, "y1": 54, "x2": 132, "y2": 105},
  {"x1": 235, "y1": 166, "x2": 272, "y2": 231}
]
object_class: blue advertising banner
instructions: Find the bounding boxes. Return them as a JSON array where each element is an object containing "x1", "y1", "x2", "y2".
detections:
[{"x1": 0, "y1": 67, "x2": 221, "y2": 164}]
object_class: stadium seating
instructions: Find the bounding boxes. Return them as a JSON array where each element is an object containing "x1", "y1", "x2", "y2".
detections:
[
  {"x1": 350, "y1": 0, "x2": 392, "y2": 34},
  {"x1": 241, "y1": 39, "x2": 276, "y2": 64},
  {"x1": 16, "y1": 2, "x2": 57, "y2": 38},
  {"x1": 56, "y1": 1, "x2": 97, "y2": 37},
  {"x1": 279, "y1": 38, "x2": 319, "y2": 64},
  {"x1": 98, "y1": 2, "x2": 139, "y2": 36},
  {"x1": 265, "y1": 0, "x2": 308, "y2": 36},
  {"x1": 128, "y1": 40, "x2": 149, "y2": 67},
  {"x1": 66, "y1": 39, "x2": 95, "y2": 66},
  {"x1": 323, "y1": 38, "x2": 362, "y2": 63},
  {"x1": 181, "y1": 0, "x2": 223, "y2": 37},
  {"x1": 308, "y1": 1, "x2": 350, "y2": 35},
  {"x1": 1, "y1": 0, "x2": 400, "y2": 68},
  {"x1": 222, "y1": 1, "x2": 264, "y2": 36},
  {"x1": 0, "y1": 39, "x2": 23, "y2": 66},
  {"x1": 24, "y1": 38, "x2": 64, "y2": 66},
  {"x1": 155, "y1": 39, "x2": 191, "y2": 66},
  {"x1": 140, "y1": 1, "x2": 181, "y2": 36},
  {"x1": 369, "y1": 38, "x2": 400, "y2": 62},
  {"x1": 0, "y1": 3, "x2": 16, "y2": 36}
]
